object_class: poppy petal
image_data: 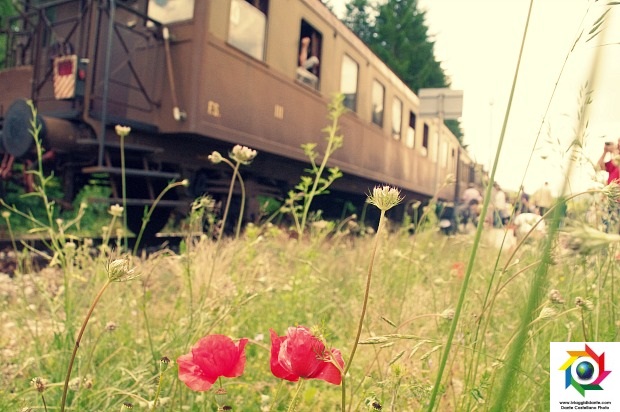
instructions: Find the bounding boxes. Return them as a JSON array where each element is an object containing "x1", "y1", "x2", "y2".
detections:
[
  {"x1": 177, "y1": 353, "x2": 217, "y2": 391},
  {"x1": 269, "y1": 329, "x2": 299, "y2": 382},
  {"x1": 279, "y1": 327, "x2": 324, "y2": 379},
  {"x1": 308, "y1": 348, "x2": 344, "y2": 385}
]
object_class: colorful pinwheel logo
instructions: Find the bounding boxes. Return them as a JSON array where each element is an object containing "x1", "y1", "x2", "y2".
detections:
[{"x1": 559, "y1": 344, "x2": 611, "y2": 396}]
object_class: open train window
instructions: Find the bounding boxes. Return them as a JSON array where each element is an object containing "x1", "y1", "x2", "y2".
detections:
[
  {"x1": 340, "y1": 54, "x2": 358, "y2": 111},
  {"x1": 406, "y1": 111, "x2": 416, "y2": 148},
  {"x1": 421, "y1": 123, "x2": 429, "y2": 156},
  {"x1": 297, "y1": 20, "x2": 322, "y2": 89},
  {"x1": 392, "y1": 97, "x2": 402, "y2": 140},
  {"x1": 371, "y1": 80, "x2": 384, "y2": 127},
  {"x1": 148, "y1": 0, "x2": 195, "y2": 24},
  {"x1": 228, "y1": 0, "x2": 268, "y2": 60}
]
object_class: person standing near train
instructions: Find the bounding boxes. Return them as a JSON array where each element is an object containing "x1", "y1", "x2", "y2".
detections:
[
  {"x1": 532, "y1": 181, "x2": 553, "y2": 216},
  {"x1": 597, "y1": 139, "x2": 620, "y2": 232}
]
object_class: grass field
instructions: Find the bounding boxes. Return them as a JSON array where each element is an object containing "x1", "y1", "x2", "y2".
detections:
[{"x1": 0, "y1": 202, "x2": 617, "y2": 411}]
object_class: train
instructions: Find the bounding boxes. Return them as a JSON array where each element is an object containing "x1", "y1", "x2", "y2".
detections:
[{"x1": 0, "y1": 0, "x2": 485, "y2": 236}]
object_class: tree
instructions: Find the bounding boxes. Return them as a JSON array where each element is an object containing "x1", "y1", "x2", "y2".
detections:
[
  {"x1": 342, "y1": 0, "x2": 375, "y2": 45},
  {"x1": 0, "y1": 0, "x2": 17, "y2": 69},
  {"x1": 342, "y1": 0, "x2": 463, "y2": 142}
]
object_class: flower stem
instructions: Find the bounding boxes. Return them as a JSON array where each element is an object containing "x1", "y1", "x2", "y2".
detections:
[
  {"x1": 287, "y1": 379, "x2": 305, "y2": 412},
  {"x1": 60, "y1": 279, "x2": 112, "y2": 412},
  {"x1": 150, "y1": 369, "x2": 165, "y2": 412},
  {"x1": 217, "y1": 160, "x2": 240, "y2": 244},
  {"x1": 342, "y1": 210, "x2": 386, "y2": 411}
]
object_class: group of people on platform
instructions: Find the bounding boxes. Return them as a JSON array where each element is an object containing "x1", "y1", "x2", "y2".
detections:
[
  {"x1": 453, "y1": 180, "x2": 553, "y2": 233},
  {"x1": 446, "y1": 137, "x2": 620, "y2": 236}
]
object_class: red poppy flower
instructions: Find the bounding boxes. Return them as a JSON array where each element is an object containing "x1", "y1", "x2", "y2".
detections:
[
  {"x1": 451, "y1": 261, "x2": 465, "y2": 279},
  {"x1": 270, "y1": 326, "x2": 344, "y2": 385},
  {"x1": 177, "y1": 334, "x2": 248, "y2": 391}
]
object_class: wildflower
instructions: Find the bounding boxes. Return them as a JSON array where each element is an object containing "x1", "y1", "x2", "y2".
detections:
[
  {"x1": 177, "y1": 335, "x2": 248, "y2": 391},
  {"x1": 115, "y1": 125, "x2": 131, "y2": 138},
  {"x1": 109, "y1": 204, "x2": 124, "y2": 218},
  {"x1": 31, "y1": 377, "x2": 47, "y2": 393},
  {"x1": 1, "y1": 211, "x2": 10, "y2": 219},
  {"x1": 230, "y1": 144, "x2": 257, "y2": 164},
  {"x1": 575, "y1": 297, "x2": 594, "y2": 311},
  {"x1": 366, "y1": 185, "x2": 403, "y2": 212},
  {"x1": 208, "y1": 151, "x2": 223, "y2": 164},
  {"x1": 269, "y1": 326, "x2": 344, "y2": 385},
  {"x1": 82, "y1": 376, "x2": 93, "y2": 389},
  {"x1": 180, "y1": 179, "x2": 190, "y2": 187},
  {"x1": 548, "y1": 289, "x2": 565, "y2": 304},
  {"x1": 68, "y1": 377, "x2": 81, "y2": 391},
  {"x1": 450, "y1": 262, "x2": 465, "y2": 279},
  {"x1": 106, "y1": 258, "x2": 139, "y2": 282},
  {"x1": 440, "y1": 308, "x2": 455, "y2": 321}
]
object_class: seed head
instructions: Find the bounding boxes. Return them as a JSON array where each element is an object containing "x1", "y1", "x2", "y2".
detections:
[
  {"x1": 31, "y1": 377, "x2": 47, "y2": 393},
  {"x1": 575, "y1": 297, "x2": 594, "y2": 311},
  {"x1": 440, "y1": 308, "x2": 455, "y2": 321},
  {"x1": 548, "y1": 289, "x2": 565, "y2": 304},
  {"x1": 159, "y1": 356, "x2": 171, "y2": 373},
  {"x1": 106, "y1": 258, "x2": 139, "y2": 282},
  {"x1": 562, "y1": 222, "x2": 620, "y2": 255},
  {"x1": 366, "y1": 185, "x2": 403, "y2": 211},
  {"x1": 230, "y1": 144, "x2": 257, "y2": 164},
  {"x1": 105, "y1": 321, "x2": 118, "y2": 332},
  {"x1": 214, "y1": 387, "x2": 228, "y2": 407}
]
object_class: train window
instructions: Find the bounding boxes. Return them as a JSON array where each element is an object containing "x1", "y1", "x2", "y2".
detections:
[
  {"x1": 297, "y1": 21, "x2": 322, "y2": 89},
  {"x1": 392, "y1": 97, "x2": 402, "y2": 140},
  {"x1": 228, "y1": 0, "x2": 268, "y2": 60},
  {"x1": 340, "y1": 54, "x2": 358, "y2": 111},
  {"x1": 405, "y1": 111, "x2": 416, "y2": 148},
  {"x1": 421, "y1": 123, "x2": 429, "y2": 156},
  {"x1": 148, "y1": 0, "x2": 195, "y2": 24},
  {"x1": 371, "y1": 80, "x2": 384, "y2": 127}
]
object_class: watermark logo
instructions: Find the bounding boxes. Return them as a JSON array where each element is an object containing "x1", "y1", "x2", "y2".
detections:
[
  {"x1": 550, "y1": 342, "x2": 619, "y2": 411},
  {"x1": 558, "y1": 344, "x2": 610, "y2": 396}
]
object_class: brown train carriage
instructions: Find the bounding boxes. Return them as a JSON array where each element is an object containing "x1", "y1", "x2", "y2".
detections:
[{"x1": 0, "y1": 0, "x2": 481, "y2": 234}]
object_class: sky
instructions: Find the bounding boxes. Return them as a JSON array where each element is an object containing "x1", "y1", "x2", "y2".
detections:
[{"x1": 330, "y1": 0, "x2": 620, "y2": 196}]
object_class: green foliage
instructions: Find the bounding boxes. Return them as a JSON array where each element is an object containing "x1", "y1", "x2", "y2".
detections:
[
  {"x1": 279, "y1": 93, "x2": 346, "y2": 240},
  {"x1": 0, "y1": 0, "x2": 17, "y2": 69}
]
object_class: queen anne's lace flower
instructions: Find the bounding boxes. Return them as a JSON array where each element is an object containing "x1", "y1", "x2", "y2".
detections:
[
  {"x1": 366, "y1": 185, "x2": 403, "y2": 211},
  {"x1": 230, "y1": 145, "x2": 257, "y2": 165}
]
